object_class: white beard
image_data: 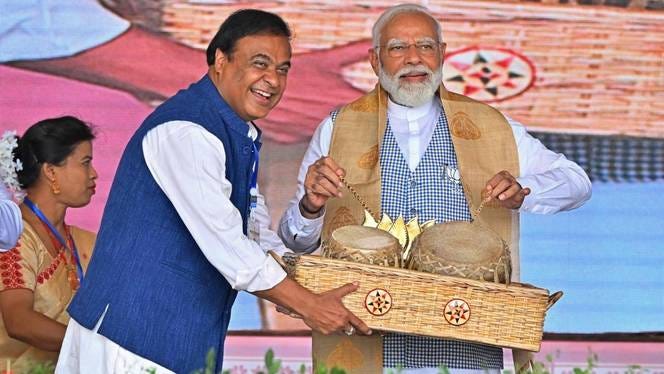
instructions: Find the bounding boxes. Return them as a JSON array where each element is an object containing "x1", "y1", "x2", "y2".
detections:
[{"x1": 379, "y1": 64, "x2": 443, "y2": 107}]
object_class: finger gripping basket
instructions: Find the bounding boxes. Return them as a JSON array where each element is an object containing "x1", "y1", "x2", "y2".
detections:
[{"x1": 281, "y1": 253, "x2": 560, "y2": 352}]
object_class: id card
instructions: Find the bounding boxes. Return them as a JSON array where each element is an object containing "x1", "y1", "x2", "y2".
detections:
[
  {"x1": 247, "y1": 214, "x2": 260, "y2": 243},
  {"x1": 247, "y1": 192, "x2": 260, "y2": 243}
]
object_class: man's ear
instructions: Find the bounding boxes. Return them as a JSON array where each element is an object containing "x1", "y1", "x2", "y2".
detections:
[
  {"x1": 213, "y1": 48, "x2": 228, "y2": 74},
  {"x1": 369, "y1": 48, "x2": 380, "y2": 76},
  {"x1": 440, "y1": 42, "x2": 447, "y2": 65}
]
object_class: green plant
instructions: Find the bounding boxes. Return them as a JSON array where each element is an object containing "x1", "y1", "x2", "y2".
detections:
[
  {"x1": 263, "y1": 349, "x2": 282, "y2": 374},
  {"x1": 25, "y1": 361, "x2": 55, "y2": 374},
  {"x1": 386, "y1": 364, "x2": 404, "y2": 374},
  {"x1": 437, "y1": 365, "x2": 450, "y2": 374},
  {"x1": 572, "y1": 350, "x2": 598, "y2": 374},
  {"x1": 190, "y1": 348, "x2": 220, "y2": 374},
  {"x1": 313, "y1": 363, "x2": 346, "y2": 374}
]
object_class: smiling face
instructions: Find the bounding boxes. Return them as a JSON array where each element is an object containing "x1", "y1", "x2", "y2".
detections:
[
  {"x1": 370, "y1": 11, "x2": 445, "y2": 106},
  {"x1": 210, "y1": 34, "x2": 292, "y2": 121},
  {"x1": 46, "y1": 140, "x2": 97, "y2": 208}
]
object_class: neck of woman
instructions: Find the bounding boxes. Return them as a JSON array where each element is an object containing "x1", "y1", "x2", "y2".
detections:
[{"x1": 23, "y1": 188, "x2": 67, "y2": 233}]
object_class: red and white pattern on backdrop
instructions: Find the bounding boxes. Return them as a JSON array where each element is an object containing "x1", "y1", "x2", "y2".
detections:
[{"x1": 443, "y1": 46, "x2": 536, "y2": 103}]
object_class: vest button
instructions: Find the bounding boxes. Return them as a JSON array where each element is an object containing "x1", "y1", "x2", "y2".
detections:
[{"x1": 242, "y1": 145, "x2": 251, "y2": 154}]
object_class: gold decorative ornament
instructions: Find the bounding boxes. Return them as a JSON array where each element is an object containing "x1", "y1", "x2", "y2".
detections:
[{"x1": 338, "y1": 177, "x2": 436, "y2": 263}]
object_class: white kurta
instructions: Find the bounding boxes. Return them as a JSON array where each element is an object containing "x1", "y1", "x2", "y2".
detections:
[
  {"x1": 278, "y1": 97, "x2": 593, "y2": 253},
  {"x1": 57, "y1": 121, "x2": 288, "y2": 373},
  {"x1": 0, "y1": 185, "x2": 22, "y2": 251}
]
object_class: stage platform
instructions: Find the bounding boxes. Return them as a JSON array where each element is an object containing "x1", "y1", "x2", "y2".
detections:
[{"x1": 222, "y1": 333, "x2": 664, "y2": 373}]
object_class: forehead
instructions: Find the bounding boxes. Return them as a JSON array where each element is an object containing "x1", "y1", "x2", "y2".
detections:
[
  {"x1": 380, "y1": 12, "x2": 438, "y2": 43},
  {"x1": 70, "y1": 141, "x2": 92, "y2": 156},
  {"x1": 232, "y1": 34, "x2": 292, "y2": 62}
]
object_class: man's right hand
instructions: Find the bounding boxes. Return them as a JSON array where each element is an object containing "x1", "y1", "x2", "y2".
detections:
[
  {"x1": 299, "y1": 282, "x2": 371, "y2": 335},
  {"x1": 300, "y1": 156, "x2": 345, "y2": 217},
  {"x1": 253, "y1": 277, "x2": 371, "y2": 336}
]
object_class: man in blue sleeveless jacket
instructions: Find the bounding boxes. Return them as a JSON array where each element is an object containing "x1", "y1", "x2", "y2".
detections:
[{"x1": 56, "y1": 9, "x2": 370, "y2": 373}]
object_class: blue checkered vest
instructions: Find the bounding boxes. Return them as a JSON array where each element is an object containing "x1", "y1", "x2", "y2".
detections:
[{"x1": 378, "y1": 110, "x2": 504, "y2": 370}]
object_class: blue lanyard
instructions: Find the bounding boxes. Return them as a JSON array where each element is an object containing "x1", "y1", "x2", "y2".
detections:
[
  {"x1": 249, "y1": 142, "x2": 259, "y2": 210},
  {"x1": 23, "y1": 197, "x2": 84, "y2": 282}
]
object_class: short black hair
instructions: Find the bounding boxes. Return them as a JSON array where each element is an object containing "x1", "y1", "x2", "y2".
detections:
[
  {"x1": 206, "y1": 9, "x2": 291, "y2": 65},
  {"x1": 13, "y1": 116, "x2": 95, "y2": 189}
]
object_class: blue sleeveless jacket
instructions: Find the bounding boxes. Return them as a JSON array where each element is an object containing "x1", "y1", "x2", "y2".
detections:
[{"x1": 68, "y1": 75, "x2": 259, "y2": 372}]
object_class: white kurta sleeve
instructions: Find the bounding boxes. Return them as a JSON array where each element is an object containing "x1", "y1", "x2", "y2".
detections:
[
  {"x1": 0, "y1": 185, "x2": 22, "y2": 251},
  {"x1": 253, "y1": 190, "x2": 291, "y2": 256},
  {"x1": 508, "y1": 117, "x2": 592, "y2": 214},
  {"x1": 142, "y1": 121, "x2": 286, "y2": 292},
  {"x1": 277, "y1": 117, "x2": 333, "y2": 253}
]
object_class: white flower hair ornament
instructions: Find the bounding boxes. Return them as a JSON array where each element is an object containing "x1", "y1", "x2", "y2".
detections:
[{"x1": 0, "y1": 130, "x2": 26, "y2": 202}]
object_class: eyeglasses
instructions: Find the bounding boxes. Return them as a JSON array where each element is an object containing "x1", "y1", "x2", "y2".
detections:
[{"x1": 376, "y1": 41, "x2": 441, "y2": 58}]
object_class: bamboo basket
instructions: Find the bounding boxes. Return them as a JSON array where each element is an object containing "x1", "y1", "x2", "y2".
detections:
[{"x1": 276, "y1": 253, "x2": 562, "y2": 352}]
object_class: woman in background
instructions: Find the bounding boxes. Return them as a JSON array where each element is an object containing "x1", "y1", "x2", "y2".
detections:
[{"x1": 0, "y1": 116, "x2": 97, "y2": 369}]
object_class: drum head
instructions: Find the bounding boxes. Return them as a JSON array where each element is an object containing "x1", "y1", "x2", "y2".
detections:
[
  {"x1": 410, "y1": 221, "x2": 511, "y2": 283},
  {"x1": 330, "y1": 225, "x2": 399, "y2": 251},
  {"x1": 413, "y1": 221, "x2": 504, "y2": 264},
  {"x1": 324, "y1": 225, "x2": 402, "y2": 267}
]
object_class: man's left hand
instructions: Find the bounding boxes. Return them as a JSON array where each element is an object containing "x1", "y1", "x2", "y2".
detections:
[{"x1": 484, "y1": 170, "x2": 531, "y2": 209}]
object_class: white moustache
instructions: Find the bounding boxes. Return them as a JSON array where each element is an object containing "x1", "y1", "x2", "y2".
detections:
[{"x1": 397, "y1": 66, "x2": 432, "y2": 80}]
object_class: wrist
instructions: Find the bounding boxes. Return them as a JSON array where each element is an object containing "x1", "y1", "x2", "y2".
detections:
[
  {"x1": 299, "y1": 198, "x2": 322, "y2": 218},
  {"x1": 292, "y1": 288, "x2": 317, "y2": 320}
]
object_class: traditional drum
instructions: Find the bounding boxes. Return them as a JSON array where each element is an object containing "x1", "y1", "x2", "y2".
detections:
[
  {"x1": 408, "y1": 221, "x2": 511, "y2": 283},
  {"x1": 322, "y1": 225, "x2": 402, "y2": 267}
]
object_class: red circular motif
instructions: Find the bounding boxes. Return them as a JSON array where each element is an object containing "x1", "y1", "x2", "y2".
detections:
[
  {"x1": 443, "y1": 298, "x2": 471, "y2": 326},
  {"x1": 443, "y1": 46, "x2": 535, "y2": 103},
  {"x1": 364, "y1": 288, "x2": 393, "y2": 316}
]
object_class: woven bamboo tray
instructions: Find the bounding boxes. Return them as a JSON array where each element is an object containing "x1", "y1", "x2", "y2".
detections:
[{"x1": 278, "y1": 253, "x2": 561, "y2": 352}]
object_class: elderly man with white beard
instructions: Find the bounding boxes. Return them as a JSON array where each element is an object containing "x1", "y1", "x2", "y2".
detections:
[{"x1": 278, "y1": 3, "x2": 591, "y2": 373}]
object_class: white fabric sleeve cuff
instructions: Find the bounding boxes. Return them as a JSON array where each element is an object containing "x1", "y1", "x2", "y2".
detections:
[
  {"x1": 292, "y1": 205, "x2": 326, "y2": 235},
  {"x1": 278, "y1": 202, "x2": 324, "y2": 253},
  {"x1": 234, "y1": 253, "x2": 287, "y2": 293}
]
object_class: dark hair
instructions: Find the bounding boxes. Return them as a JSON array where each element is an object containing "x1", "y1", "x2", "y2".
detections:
[
  {"x1": 206, "y1": 9, "x2": 291, "y2": 65},
  {"x1": 13, "y1": 116, "x2": 95, "y2": 189}
]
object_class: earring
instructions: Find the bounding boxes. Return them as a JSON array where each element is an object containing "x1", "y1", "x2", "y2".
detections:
[{"x1": 50, "y1": 178, "x2": 61, "y2": 195}]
